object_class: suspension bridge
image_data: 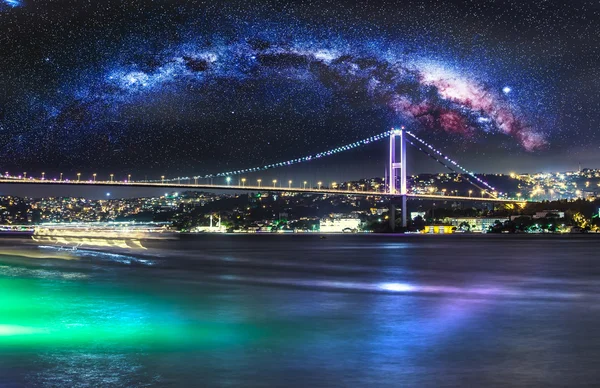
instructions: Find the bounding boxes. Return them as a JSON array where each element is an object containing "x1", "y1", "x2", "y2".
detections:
[{"x1": 0, "y1": 128, "x2": 532, "y2": 227}]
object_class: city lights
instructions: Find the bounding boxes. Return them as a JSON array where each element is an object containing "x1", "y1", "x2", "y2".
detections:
[{"x1": 0, "y1": 131, "x2": 593, "y2": 203}]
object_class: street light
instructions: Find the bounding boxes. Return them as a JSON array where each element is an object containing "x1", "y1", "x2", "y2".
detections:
[
  {"x1": 442, "y1": 188, "x2": 447, "y2": 195},
  {"x1": 288, "y1": 180, "x2": 292, "y2": 189},
  {"x1": 516, "y1": 193, "x2": 522, "y2": 200},
  {"x1": 272, "y1": 179, "x2": 277, "y2": 188},
  {"x1": 468, "y1": 190, "x2": 472, "y2": 197},
  {"x1": 41, "y1": 172, "x2": 45, "y2": 180},
  {"x1": 110, "y1": 174, "x2": 114, "y2": 183},
  {"x1": 93, "y1": 173, "x2": 97, "y2": 182},
  {"x1": 161, "y1": 175, "x2": 165, "y2": 183},
  {"x1": 317, "y1": 181, "x2": 322, "y2": 190},
  {"x1": 23, "y1": 172, "x2": 27, "y2": 180},
  {"x1": 77, "y1": 172, "x2": 81, "y2": 182},
  {"x1": 303, "y1": 181, "x2": 307, "y2": 189},
  {"x1": 226, "y1": 176, "x2": 231, "y2": 185},
  {"x1": 257, "y1": 179, "x2": 262, "y2": 187},
  {"x1": 59, "y1": 172, "x2": 63, "y2": 181},
  {"x1": 241, "y1": 178, "x2": 246, "y2": 187},
  {"x1": 128, "y1": 174, "x2": 131, "y2": 182},
  {"x1": 481, "y1": 190, "x2": 485, "y2": 198}
]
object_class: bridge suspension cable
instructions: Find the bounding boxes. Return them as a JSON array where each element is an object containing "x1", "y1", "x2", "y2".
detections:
[
  {"x1": 149, "y1": 127, "x2": 497, "y2": 197},
  {"x1": 158, "y1": 131, "x2": 393, "y2": 183},
  {"x1": 403, "y1": 137, "x2": 493, "y2": 196},
  {"x1": 404, "y1": 131, "x2": 497, "y2": 195}
]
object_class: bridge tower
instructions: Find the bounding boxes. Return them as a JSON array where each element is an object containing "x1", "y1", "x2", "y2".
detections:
[{"x1": 389, "y1": 128, "x2": 408, "y2": 230}]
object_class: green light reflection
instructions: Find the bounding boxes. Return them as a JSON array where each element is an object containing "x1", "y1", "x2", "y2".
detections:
[{"x1": 0, "y1": 275, "x2": 266, "y2": 351}]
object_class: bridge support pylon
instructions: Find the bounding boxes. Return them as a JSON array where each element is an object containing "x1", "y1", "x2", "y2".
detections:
[{"x1": 389, "y1": 128, "x2": 408, "y2": 229}]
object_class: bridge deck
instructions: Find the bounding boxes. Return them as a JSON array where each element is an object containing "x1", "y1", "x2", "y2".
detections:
[{"x1": 0, "y1": 179, "x2": 530, "y2": 203}]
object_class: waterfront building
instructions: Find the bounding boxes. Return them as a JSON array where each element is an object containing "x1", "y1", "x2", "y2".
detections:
[
  {"x1": 423, "y1": 225, "x2": 455, "y2": 234},
  {"x1": 449, "y1": 217, "x2": 509, "y2": 233},
  {"x1": 319, "y1": 217, "x2": 361, "y2": 233}
]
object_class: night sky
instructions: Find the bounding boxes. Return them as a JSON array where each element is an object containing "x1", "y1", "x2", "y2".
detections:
[{"x1": 1, "y1": 0, "x2": 599, "y2": 183}]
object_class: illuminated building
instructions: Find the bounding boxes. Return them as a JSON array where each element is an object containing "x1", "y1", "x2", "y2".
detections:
[{"x1": 319, "y1": 217, "x2": 361, "y2": 233}]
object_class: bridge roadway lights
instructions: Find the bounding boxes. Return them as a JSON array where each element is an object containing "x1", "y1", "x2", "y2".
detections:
[{"x1": 0, "y1": 179, "x2": 532, "y2": 205}]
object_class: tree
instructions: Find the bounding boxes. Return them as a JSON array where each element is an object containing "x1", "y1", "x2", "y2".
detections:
[
  {"x1": 488, "y1": 220, "x2": 504, "y2": 233},
  {"x1": 411, "y1": 216, "x2": 426, "y2": 231},
  {"x1": 591, "y1": 217, "x2": 600, "y2": 232},
  {"x1": 572, "y1": 212, "x2": 589, "y2": 229}
]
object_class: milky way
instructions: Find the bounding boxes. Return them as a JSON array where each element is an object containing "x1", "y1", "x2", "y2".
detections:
[
  {"x1": 95, "y1": 40, "x2": 544, "y2": 150},
  {"x1": 0, "y1": 0, "x2": 20, "y2": 9},
  {"x1": 35, "y1": 37, "x2": 545, "y2": 173},
  {"x1": 1, "y1": 0, "x2": 597, "y2": 174}
]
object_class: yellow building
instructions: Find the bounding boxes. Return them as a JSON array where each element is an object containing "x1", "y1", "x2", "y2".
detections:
[{"x1": 423, "y1": 225, "x2": 455, "y2": 234}]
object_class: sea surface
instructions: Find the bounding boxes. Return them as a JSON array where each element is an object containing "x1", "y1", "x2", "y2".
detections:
[{"x1": 1, "y1": 234, "x2": 600, "y2": 387}]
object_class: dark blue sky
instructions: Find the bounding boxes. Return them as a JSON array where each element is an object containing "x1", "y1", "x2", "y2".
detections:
[{"x1": 0, "y1": 0, "x2": 598, "y2": 183}]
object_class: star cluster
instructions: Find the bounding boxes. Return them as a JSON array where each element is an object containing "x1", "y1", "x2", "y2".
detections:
[{"x1": 0, "y1": 0, "x2": 598, "y2": 174}]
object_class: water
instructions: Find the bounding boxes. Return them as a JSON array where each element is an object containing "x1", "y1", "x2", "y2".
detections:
[{"x1": 1, "y1": 234, "x2": 600, "y2": 387}]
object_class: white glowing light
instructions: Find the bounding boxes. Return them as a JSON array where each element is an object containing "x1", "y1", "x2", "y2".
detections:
[
  {"x1": 125, "y1": 71, "x2": 150, "y2": 87},
  {"x1": 0, "y1": 325, "x2": 46, "y2": 336},
  {"x1": 502, "y1": 86, "x2": 512, "y2": 94},
  {"x1": 4, "y1": 0, "x2": 20, "y2": 7},
  {"x1": 379, "y1": 282, "x2": 416, "y2": 292},
  {"x1": 312, "y1": 49, "x2": 338, "y2": 63}
]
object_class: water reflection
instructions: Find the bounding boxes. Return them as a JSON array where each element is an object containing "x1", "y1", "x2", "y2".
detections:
[
  {"x1": 32, "y1": 235, "x2": 146, "y2": 249},
  {"x1": 1, "y1": 235, "x2": 600, "y2": 386}
]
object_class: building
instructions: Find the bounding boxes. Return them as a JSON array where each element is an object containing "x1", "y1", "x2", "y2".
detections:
[
  {"x1": 411, "y1": 211, "x2": 426, "y2": 220},
  {"x1": 319, "y1": 217, "x2": 361, "y2": 233},
  {"x1": 533, "y1": 210, "x2": 565, "y2": 219},
  {"x1": 423, "y1": 225, "x2": 455, "y2": 234},
  {"x1": 449, "y1": 217, "x2": 509, "y2": 233}
]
